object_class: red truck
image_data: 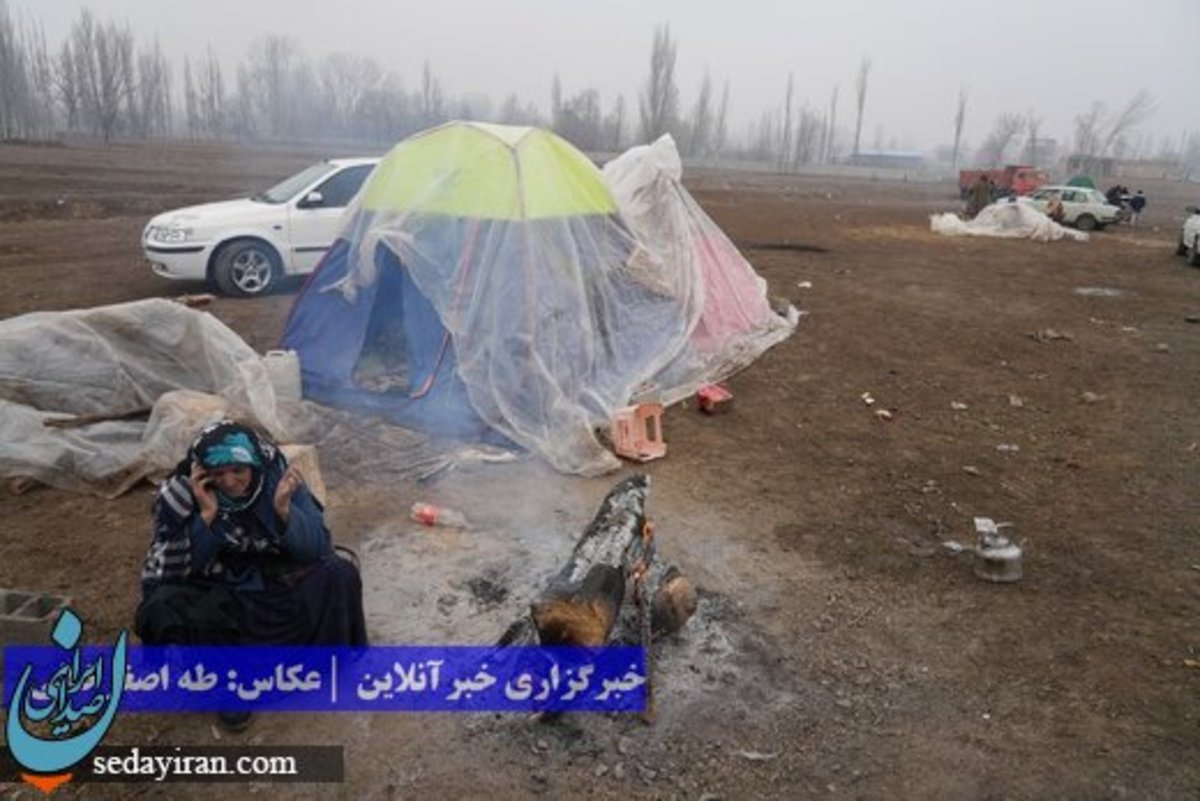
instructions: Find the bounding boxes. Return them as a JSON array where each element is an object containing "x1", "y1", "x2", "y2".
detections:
[{"x1": 958, "y1": 165, "x2": 1047, "y2": 199}]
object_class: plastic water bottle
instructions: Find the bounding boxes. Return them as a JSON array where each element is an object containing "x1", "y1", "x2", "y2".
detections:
[{"x1": 410, "y1": 502, "x2": 468, "y2": 528}]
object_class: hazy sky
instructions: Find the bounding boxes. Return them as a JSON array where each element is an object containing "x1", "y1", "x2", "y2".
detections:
[{"x1": 11, "y1": 0, "x2": 1200, "y2": 152}]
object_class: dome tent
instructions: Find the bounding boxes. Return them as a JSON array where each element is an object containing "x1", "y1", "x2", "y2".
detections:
[{"x1": 282, "y1": 122, "x2": 795, "y2": 474}]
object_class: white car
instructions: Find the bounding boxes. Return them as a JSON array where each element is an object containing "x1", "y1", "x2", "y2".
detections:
[
  {"x1": 143, "y1": 158, "x2": 379, "y2": 296},
  {"x1": 1020, "y1": 185, "x2": 1124, "y2": 231},
  {"x1": 1177, "y1": 205, "x2": 1200, "y2": 266}
]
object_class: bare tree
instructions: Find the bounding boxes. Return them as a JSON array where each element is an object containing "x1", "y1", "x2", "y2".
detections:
[
  {"x1": 240, "y1": 35, "x2": 302, "y2": 138},
  {"x1": 320, "y1": 52, "x2": 380, "y2": 138},
  {"x1": 687, "y1": 69, "x2": 713, "y2": 158},
  {"x1": 823, "y1": 84, "x2": 838, "y2": 163},
  {"x1": 778, "y1": 72, "x2": 794, "y2": 171},
  {"x1": 54, "y1": 39, "x2": 80, "y2": 132},
  {"x1": 1025, "y1": 109, "x2": 1043, "y2": 165},
  {"x1": 0, "y1": 1, "x2": 32, "y2": 138},
  {"x1": 418, "y1": 60, "x2": 443, "y2": 127},
  {"x1": 606, "y1": 94, "x2": 626, "y2": 152},
  {"x1": 70, "y1": 9, "x2": 136, "y2": 141},
  {"x1": 198, "y1": 47, "x2": 225, "y2": 139},
  {"x1": 182, "y1": 56, "x2": 199, "y2": 138},
  {"x1": 136, "y1": 39, "x2": 172, "y2": 137},
  {"x1": 711, "y1": 80, "x2": 730, "y2": 162},
  {"x1": 976, "y1": 112, "x2": 1024, "y2": 166},
  {"x1": 951, "y1": 87, "x2": 967, "y2": 168},
  {"x1": 1100, "y1": 89, "x2": 1155, "y2": 157},
  {"x1": 1073, "y1": 101, "x2": 1106, "y2": 160},
  {"x1": 638, "y1": 24, "x2": 679, "y2": 142},
  {"x1": 555, "y1": 86, "x2": 603, "y2": 150},
  {"x1": 851, "y1": 56, "x2": 870, "y2": 155},
  {"x1": 792, "y1": 106, "x2": 822, "y2": 167}
]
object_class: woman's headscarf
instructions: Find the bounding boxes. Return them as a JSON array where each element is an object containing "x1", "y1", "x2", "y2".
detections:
[{"x1": 188, "y1": 420, "x2": 274, "y2": 513}]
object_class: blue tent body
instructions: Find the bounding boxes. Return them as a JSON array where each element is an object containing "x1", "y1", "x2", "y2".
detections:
[{"x1": 282, "y1": 238, "x2": 492, "y2": 438}]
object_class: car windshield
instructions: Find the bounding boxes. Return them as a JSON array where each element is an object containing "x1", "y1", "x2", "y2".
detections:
[{"x1": 251, "y1": 163, "x2": 337, "y2": 204}]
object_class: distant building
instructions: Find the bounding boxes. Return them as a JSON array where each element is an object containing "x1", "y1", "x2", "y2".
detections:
[{"x1": 845, "y1": 149, "x2": 925, "y2": 169}]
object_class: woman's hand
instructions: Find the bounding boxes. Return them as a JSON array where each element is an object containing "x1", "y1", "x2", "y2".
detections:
[
  {"x1": 273, "y1": 465, "x2": 304, "y2": 524},
  {"x1": 188, "y1": 463, "x2": 218, "y2": 525}
]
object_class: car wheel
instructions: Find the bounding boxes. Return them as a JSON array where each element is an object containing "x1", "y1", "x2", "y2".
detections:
[
  {"x1": 1075, "y1": 214, "x2": 1097, "y2": 232},
  {"x1": 1189, "y1": 236, "x2": 1200, "y2": 267},
  {"x1": 211, "y1": 239, "x2": 280, "y2": 297}
]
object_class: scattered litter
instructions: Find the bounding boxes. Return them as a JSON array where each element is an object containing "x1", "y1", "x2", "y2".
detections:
[
  {"x1": 1081, "y1": 391, "x2": 1102, "y2": 404},
  {"x1": 874, "y1": 409, "x2": 894, "y2": 422},
  {"x1": 950, "y1": 401, "x2": 969, "y2": 411},
  {"x1": 1008, "y1": 394, "x2": 1025, "y2": 408},
  {"x1": 410, "y1": 502, "x2": 468, "y2": 529},
  {"x1": 1154, "y1": 343, "x2": 1170, "y2": 353},
  {"x1": 7, "y1": 477, "x2": 38, "y2": 496},
  {"x1": 1073, "y1": 286, "x2": 1126, "y2": 298},
  {"x1": 1030, "y1": 328, "x2": 1073, "y2": 343},
  {"x1": 737, "y1": 750, "x2": 779, "y2": 762},
  {"x1": 797, "y1": 280, "x2": 813, "y2": 289},
  {"x1": 860, "y1": 392, "x2": 876, "y2": 406},
  {"x1": 611, "y1": 403, "x2": 667, "y2": 462},
  {"x1": 696, "y1": 384, "x2": 733, "y2": 414},
  {"x1": 962, "y1": 466, "x2": 981, "y2": 476},
  {"x1": 996, "y1": 443, "x2": 1020, "y2": 454},
  {"x1": 173, "y1": 293, "x2": 217, "y2": 307}
]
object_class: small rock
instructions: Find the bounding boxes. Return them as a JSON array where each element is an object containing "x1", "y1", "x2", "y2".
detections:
[
  {"x1": 861, "y1": 391, "x2": 875, "y2": 406},
  {"x1": 536, "y1": 738, "x2": 549, "y2": 751},
  {"x1": 699, "y1": 794, "x2": 722, "y2": 801},
  {"x1": 613, "y1": 763, "x2": 627, "y2": 780},
  {"x1": 1154, "y1": 342, "x2": 1170, "y2": 353},
  {"x1": 1185, "y1": 315, "x2": 1200, "y2": 324},
  {"x1": 1081, "y1": 391, "x2": 1101, "y2": 403},
  {"x1": 835, "y1": 698, "x2": 853, "y2": 709},
  {"x1": 798, "y1": 280, "x2": 813, "y2": 289},
  {"x1": 874, "y1": 408, "x2": 894, "y2": 421},
  {"x1": 594, "y1": 764, "x2": 609, "y2": 777},
  {"x1": 950, "y1": 401, "x2": 969, "y2": 411},
  {"x1": 962, "y1": 465, "x2": 981, "y2": 476},
  {"x1": 996, "y1": 443, "x2": 1020, "y2": 454},
  {"x1": 616, "y1": 736, "x2": 633, "y2": 755},
  {"x1": 532, "y1": 770, "x2": 548, "y2": 784},
  {"x1": 1008, "y1": 394, "x2": 1025, "y2": 408}
]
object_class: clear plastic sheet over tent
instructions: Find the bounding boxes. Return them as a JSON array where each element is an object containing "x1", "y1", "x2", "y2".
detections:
[
  {"x1": 603, "y1": 134, "x2": 798, "y2": 404},
  {"x1": 283, "y1": 122, "x2": 797, "y2": 476},
  {"x1": 0, "y1": 299, "x2": 285, "y2": 496},
  {"x1": 931, "y1": 202, "x2": 1089, "y2": 242}
]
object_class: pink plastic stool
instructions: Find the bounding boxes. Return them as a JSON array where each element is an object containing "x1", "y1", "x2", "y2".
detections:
[{"x1": 610, "y1": 403, "x2": 667, "y2": 462}]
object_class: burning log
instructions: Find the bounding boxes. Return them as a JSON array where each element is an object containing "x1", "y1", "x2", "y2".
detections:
[{"x1": 499, "y1": 474, "x2": 696, "y2": 648}]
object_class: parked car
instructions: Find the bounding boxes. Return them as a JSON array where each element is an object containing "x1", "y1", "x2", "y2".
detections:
[
  {"x1": 143, "y1": 157, "x2": 379, "y2": 296},
  {"x1": 1177, "y1": 205, "x2": 1200, "y2": 266},
  {"x1": 1019, "y1": 185, "x2": 1125, "y2": 231}
]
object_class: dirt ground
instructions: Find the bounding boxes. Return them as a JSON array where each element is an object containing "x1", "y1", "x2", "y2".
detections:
[{"x1": 1, "y1": 139, "x2": 1198, "y2": 800}]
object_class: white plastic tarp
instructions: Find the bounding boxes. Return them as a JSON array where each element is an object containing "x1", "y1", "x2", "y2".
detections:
[
  {"x1": 603, "y1": 135, "x2": 799, "y2": 405},
  {"x1": 931, "y1": 201, "x2": 1089, "y2": 242},
  {"x1": 0, "y1": 299, "x2": 285, "y2": 496}
]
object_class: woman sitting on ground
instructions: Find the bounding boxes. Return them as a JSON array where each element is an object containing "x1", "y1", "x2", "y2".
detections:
[{"x1": 136, "y1": 420, "x2": 367, "y2": 650}]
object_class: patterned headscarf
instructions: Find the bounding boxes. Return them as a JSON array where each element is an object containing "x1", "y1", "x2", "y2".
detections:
[{"x1": 190, "y1": 421, "x2": 269, "y2": 512}]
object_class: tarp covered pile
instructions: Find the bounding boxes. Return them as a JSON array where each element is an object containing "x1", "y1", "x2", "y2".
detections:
[
  {"x1": 0, "y1": 299, "x2": 285, "y2": 496},
  {"x1": 931, "y1": 201, "x2": 1089, "y2": 242}
]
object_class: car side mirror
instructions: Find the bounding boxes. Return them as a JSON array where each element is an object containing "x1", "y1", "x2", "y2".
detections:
[{"x1": 299, "y1": 191, "x2": 324, "y2": 209}]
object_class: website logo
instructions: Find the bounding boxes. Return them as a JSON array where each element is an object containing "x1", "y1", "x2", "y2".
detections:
[{"x1": 6, "y1": 608, "x2": 127, "y2": 794}]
